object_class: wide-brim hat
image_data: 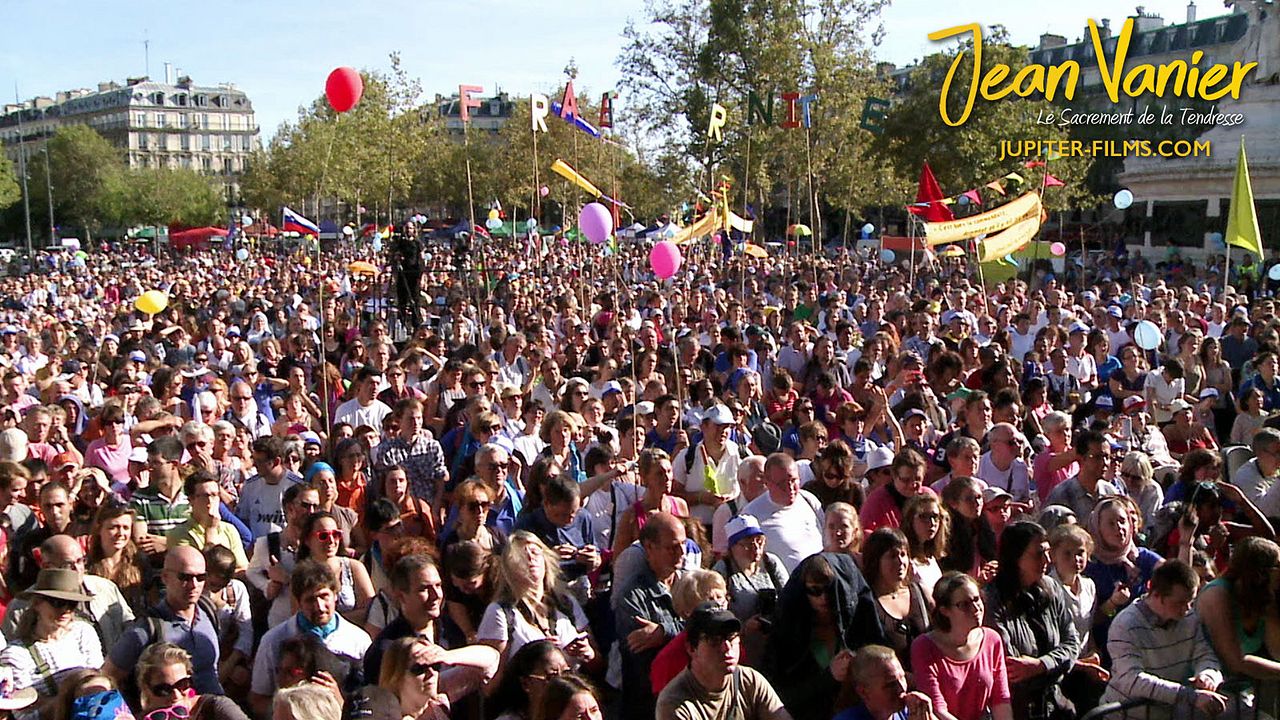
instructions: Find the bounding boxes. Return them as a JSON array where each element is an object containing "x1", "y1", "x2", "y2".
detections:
[
  {"x1": 0, "y1": 686, "x2": 37, "y2": 711},
  {"x1": 22, "y1": 568, "x2": 92, "y2": 603}
]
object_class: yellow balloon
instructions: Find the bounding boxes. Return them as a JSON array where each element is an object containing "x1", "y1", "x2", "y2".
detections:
[
  {"x1": 135, "y1": 290, "x2": 169, "y2": 315},
  {"x1": 487, "y1": 209, "x2": 500, "y2": 221}
]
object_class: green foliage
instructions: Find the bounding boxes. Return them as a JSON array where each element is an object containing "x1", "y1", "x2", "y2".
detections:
[
  {"x1": 28, "y1": 124, "x2": 126, "y2": 237},
  {"x1": 618, "y1": 0, "x2": 894, "y2": 235},
  {"x1": 0, "y1": 151, "x2": 18, "y2": 210}
]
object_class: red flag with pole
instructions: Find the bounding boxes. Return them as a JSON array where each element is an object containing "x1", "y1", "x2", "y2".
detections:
[{"x1": 908, "y1": 162, "x2": 954, "y2": 222}]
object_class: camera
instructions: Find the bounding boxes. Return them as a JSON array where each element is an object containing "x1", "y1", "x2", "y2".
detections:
[{"x1": 757, "y1": 587, "x2": 778, "y2": 619}]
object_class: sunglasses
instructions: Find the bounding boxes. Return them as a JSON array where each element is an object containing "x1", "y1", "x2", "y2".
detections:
[
  {"x1": 46, "y1": 596, "x2": 79, "y2": 611},
  {"x1": 409, "y1": 662, "x2": 444, "y2": 676},
  {"x1": 146, "y1": 677, "x2": 193, "y2": 700},
  {"x1": 313, "y1": 530, "x2": 342, "y2": 543},
  {"x1": 173, "y1": 572, "x2": 207, "y2": 584},
  {"x1": 466, "y1": 500, "x2": 492, "y2": 513}
]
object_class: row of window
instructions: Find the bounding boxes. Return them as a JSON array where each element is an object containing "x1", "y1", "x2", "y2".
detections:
[
  {"x1": 130, "y1": 153, "x2": 240, "y2": 174},
  {"x1": 132, "y1": 111, "x2": 254, "y2": 131},
  {"x1": 135, "y1": 132, "x2": 255, "y2": 152}
]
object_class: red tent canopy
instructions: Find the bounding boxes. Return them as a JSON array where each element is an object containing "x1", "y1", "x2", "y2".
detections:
[{"x1": 169, "y1": 226, "x2": 229, "y2": 250}]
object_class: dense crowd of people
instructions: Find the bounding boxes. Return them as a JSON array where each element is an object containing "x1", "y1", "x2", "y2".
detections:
[{"x1": 0, "y1": 228, "x2": 1272, "y2": 720}]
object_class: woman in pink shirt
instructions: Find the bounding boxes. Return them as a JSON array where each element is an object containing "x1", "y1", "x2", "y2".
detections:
[
  {"x1": 911, "y1": 572, "x2": 1012, "y2": 720},
  {"x1": 84, "y1": 403, "x2": 132, "y2": 486},
  {"x1": 1033, "y1": 412, "x2": 1078, "y2": 504}
]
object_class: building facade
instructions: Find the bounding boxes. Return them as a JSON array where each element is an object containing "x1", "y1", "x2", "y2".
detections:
[{"x1": 0, "y1": 73, "x2": 260, "y2": 180}]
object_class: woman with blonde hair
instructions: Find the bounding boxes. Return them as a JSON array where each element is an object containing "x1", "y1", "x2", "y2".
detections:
[
  {"x1": 365, "y1": 637, "x2": 452, "y2": 720},
  {"x1": 477, "y1": 532, "x2": 597, "y2": 671},
  {"x1": 1117, "y1": 451, "x2": 1161, "y2": 530},
  {"x1": 823, "y1": 502, "x2": 863, "y2": 564},
  {"x1": 538, "y1": 411, "x2": 585, "y2": 484},
  {"x1": 650, "y1": 570, "x2": 729, "y2": 694}
]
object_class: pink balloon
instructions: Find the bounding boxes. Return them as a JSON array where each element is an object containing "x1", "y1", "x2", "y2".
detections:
[
  {"x1": 580, "y1": 202, "x2": 613, "y2": 245},
  {"x1": 325, "y1": 67, "x2": 363, "y2": 113},
  {"x1": 1050, "y1": 241, "x2": 1066, "y2": 256},
  {"x1": 650, "y1": 241, "x2": 683, "y2": 279},
  {"x1": 539, "y1": 186, "x2": 550, "y2": 198}
]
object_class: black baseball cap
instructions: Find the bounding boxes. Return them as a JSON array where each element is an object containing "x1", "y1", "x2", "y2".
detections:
[{"x1": 686, "y1": 602, "x2": 741, "y2": 645}]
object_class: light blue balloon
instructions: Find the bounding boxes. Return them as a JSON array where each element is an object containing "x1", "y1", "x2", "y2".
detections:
[
  {"x1": 526, "y1": 219, "x2": 538, "y2": 230},
  {"x1": 880, "y1": 249, "x2": 895, "y2": 263},
  {"x1": 485, "y1": 217, "x2": 503, "y2": 230},
  {"x1": 234, "y1": 248, "x2": 249, "y2": 262},
  {"x1": 372, "y1": 237, "x2": 383, "y2": 252},
  {"x1": 1208, "y1": 232, "x2": 1224, "y2": 249},
  {"x1": 862, "y1": 223, "x2": 875, "y2": 235},
  {"x1": 1114, "y1": 189, "x2": 1134, "y2": 210}
]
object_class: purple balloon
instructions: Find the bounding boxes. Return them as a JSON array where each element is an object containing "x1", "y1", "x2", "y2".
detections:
[
  {"x1": 650, "y1": 241, "x2": 683, "y2": 279},
  {"x1": 580, "y1": 202, "x2": 613, "y2": 245}
]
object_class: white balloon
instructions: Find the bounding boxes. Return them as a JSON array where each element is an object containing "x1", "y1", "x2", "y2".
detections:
[
  {"x1": 1133, "y1": 320, "x2": 1161, "y2": 350},
  {"x1": 1269, "y1": 264, "x2": 1280, "y2": 282},
  {"x1": 1114, "y1": 189, "x2": 1134, "y2": 210}
]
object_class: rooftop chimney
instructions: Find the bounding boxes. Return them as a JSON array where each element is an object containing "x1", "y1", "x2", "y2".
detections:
[
  {"x1": 164, "y1": 62, "x2": 173, "y2": 85},
  {"x1": 1186, "y1": 1, "x2": 1196, "y2": 23}
]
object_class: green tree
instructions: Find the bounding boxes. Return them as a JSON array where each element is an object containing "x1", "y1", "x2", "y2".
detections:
[
  {"x1": 0, "y1": 151, "x2": 18, "y2": 210},
  {"x1": 617, "y1": 0, "x2": 892, "y2": 237},
  {"x1": 29, "y1": 125, "x2": 126, "y2": 239}
]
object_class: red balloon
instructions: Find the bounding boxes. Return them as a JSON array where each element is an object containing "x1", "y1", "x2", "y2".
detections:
[{"x1": 325, "y1": 67, "x2": 363, "y2": 113}]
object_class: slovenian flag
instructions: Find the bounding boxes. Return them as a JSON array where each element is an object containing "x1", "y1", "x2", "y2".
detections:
[{"x1": 282, "y1": 207, "x2": 320, "y2": 236}]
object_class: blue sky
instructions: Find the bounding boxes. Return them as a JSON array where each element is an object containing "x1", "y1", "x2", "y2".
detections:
[{"x1": 0, "y1": 0, "x2": 1217, "y2": 138}]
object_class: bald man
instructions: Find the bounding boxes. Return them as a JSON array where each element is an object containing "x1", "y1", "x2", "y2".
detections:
[
  {"x1": 0, "y1": 534, "x2": 134, "y2": 650},
  {"x1": 105, "y1": 545, "x2": 225, "y2": 694}
]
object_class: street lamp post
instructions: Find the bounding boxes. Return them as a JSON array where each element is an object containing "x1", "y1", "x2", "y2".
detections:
[
  {"x1": 41, "y1": 147, "x2": 54, "y2": 246},
  {"x1": 12, "y1": 88, "x2": 32, "y2": 264}
]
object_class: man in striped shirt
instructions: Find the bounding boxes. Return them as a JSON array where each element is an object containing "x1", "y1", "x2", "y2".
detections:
[
  {"x1": 130, "y1": 436, "x2": 191, "y2": 557},
  {"x1": 1103, "y1": 560, "x2": 1226, "y2": 719}
]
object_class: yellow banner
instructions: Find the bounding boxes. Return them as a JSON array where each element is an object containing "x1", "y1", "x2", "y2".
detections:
[
  {"x1": 550, "y1": 159, "x2": 603, "y2": 198},
  {"x1": 924, "y1": 192, "x2": 1041, "y2": 246},
  {"x1": 672, "y1": 213, "x2": 718, "y2": 245},
  {"x1": 978, "y1": 215, "x2": 1042, "y2": 262}
]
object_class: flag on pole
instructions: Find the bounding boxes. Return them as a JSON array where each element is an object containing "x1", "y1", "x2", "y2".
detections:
[
  {"x1": 908, "y1": 162, "x2": 954, "y2": 223},
  {"x1": 282, "y1": 207, "x2": 320, "y2": 236},
  {"x1": 1043, "y1": 174, "x2": 1065, "y2": 187},
  {"x1": 1226, "y1": 137, "x2": 1263, "y2": 260}
]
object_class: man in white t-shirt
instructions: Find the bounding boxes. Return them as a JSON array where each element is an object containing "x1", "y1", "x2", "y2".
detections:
[
  {"x1": 976, "y1": 423, "x2": 1031, "y2": 503},
  {"x1": 333, "y1": 366, "x2": 393, "y2": 430},
  {"x1": 250, "y1": 560, "x2": 372, "y2": 718},
  {"x1": 743, "y1": 454, "x2": 823, "y2": 573}
]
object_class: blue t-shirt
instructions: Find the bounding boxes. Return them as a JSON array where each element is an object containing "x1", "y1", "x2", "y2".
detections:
[{"x1": 1085, "y1": 546, "x2": 1162, "y2": 664}]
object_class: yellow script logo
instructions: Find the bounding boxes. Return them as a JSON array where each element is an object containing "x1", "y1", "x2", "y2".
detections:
[{"x1": 929, "y1": 19, "x2": 1258, "y2": 126}]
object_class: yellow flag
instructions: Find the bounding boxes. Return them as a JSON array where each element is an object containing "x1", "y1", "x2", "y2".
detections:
[{"x1": 1226, "y1": 137, "x2": 1263, "y2": 260}]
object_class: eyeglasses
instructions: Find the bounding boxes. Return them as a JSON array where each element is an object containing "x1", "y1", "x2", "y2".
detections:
[
  {"x1": 298, "y1": 501, "x2": 321, "y2": 512},
  {"x1": 313, "y1": 530, "x2": 342, "y2": 543},
  {"x1": 917, "y1": 512, "x2": 941, "y2": 522},
  {"x1": 146, "y1": 676, "x2": 193, "y2": 699},
  {"x1": 483, "y1": 424, "x2": 503, "y2": 433},
  {"x1": 467, "y1": 381, "x2": 486, "y2": 389},
  {"x1": 106, "y1": 418, "x2": 125, "y2": 425},
  {"x1": 409, "y1": 662, "x2": 444, "y2": 676},
  {"x1": 173, "y1": 572, "x2": 207, "y2": 584},
  {"x1": 466, "y1": 500, "x2": 492, "y2": 513}
]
